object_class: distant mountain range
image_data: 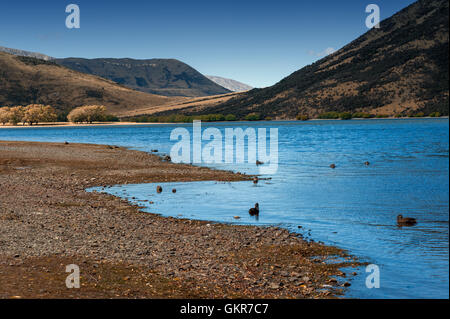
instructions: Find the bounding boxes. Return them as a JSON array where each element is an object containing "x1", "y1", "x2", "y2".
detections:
[
  {"x1": 53, "y1": 58, "x2": 231, "y2": 97},
  {"x1": 0, "y1": 46, "x2": 235, "y2": 98},
  {"x1": 0, "y1": 52, "x2": 178, "y2": 115},
  {"x1": 206, "y1": 76, "x2": 252, "y2": 92},
  {"x1": 0, "y1": 46, "x2": 52, "y2": 61},
  {"x1": 170, "y1": 0, "x2": 448, "y2": 118}
]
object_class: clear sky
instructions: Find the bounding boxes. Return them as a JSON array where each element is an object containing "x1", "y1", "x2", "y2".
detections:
[{"x1": 0, "y1": 0, "x2": 416, "y2": 88}]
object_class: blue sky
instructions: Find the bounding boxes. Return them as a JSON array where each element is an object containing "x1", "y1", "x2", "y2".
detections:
[{"x1": 0, "y1": 0, "x2": 416, "y2": 88}]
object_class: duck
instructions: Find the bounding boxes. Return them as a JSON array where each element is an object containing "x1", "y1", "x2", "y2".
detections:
[
  {"x1": 330, "y1": 163, "x2": 336, "y2": 169},
  {"x1": 156, "y1": 185, "x2": 163, "y2": 193},
  {"x1": 364, "y1": 161, "x2": 370, "y2": 166},
  {"x1": 249, "y1": 203, "x2": 259, "y2": 216},
  {"x1": 256, "y1": 160, "x2": 264, "y2": 166},
  {"x1": 172, "y1": 188, "x2": 177, "y2": 193},
  {"x1": 397, "y1": 214, "x2": 417, "y2": 226},
  {"x1": 253, "y1": 177, "x2": 259, "y2": 184}
]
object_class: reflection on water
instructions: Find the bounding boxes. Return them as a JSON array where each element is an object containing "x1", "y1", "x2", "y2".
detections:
[{"x1": 1, "y1": 118, "x2": 449, "y2": 298}]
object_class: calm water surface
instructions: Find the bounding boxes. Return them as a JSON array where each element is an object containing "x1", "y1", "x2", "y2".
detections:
[{"x1": 1, "y1": 119, "x2": 448, "y2": 298}]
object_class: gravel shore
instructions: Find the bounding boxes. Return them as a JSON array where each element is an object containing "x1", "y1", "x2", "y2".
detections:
[{"x1": 0, "y1": 141, "x2": 359, "y2": 298}]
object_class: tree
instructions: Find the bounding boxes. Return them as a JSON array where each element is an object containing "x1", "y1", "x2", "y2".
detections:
[
  {"x1": 0, "y1": 107, "x2": 10, "y2": 125},
  {"x1": 67, "y1": 105, "x2": 107, "y2": 123},
  {"x1": 8, "y1": 106, "x2": 25, "y2": 125},
  {"x1": 23, "y1": 104, "x2": 57, "y2": 125}
]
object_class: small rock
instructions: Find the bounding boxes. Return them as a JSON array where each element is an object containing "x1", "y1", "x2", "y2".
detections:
[
  {"x1": 268, "y1": 283, "x2": 280, "y2": 289},
  {"x1": 302, "y1": 276, "x2": 311, "y2": 282}
]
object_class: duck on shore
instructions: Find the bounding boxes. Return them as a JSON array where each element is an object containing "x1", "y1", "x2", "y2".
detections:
[
  {"x1": 253, "y1": 177, "x2": 259, "y2": 184},
  {"x1": 397, "y1": 214, "x2": 417, "y2": 226},
  {"x1": 249, "y1": 203, "x2": 259, "y2": 216}
]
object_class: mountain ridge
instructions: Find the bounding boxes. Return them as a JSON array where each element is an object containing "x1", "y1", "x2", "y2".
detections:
[
  {"x1": 206, "y1": 75, "x2": 253, "y2": 92},
  {"x1": 0, "y1": 46, "x2": 52, "y2": 61},
  {"x1": 53, "y1": 57, "x2": 231, "y2": 97},
  {"x1": 168, "y1": 0, "x2": 448, "y2": 118}
]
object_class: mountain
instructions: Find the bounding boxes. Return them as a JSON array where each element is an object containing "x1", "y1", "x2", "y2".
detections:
[
  {"x1": 174, "y1": 0, "x2": 448, "y2": 118},
  {"x1": 53, "y1": 58, "x2": 231, "y2": 97},
  {"x1": 206, "y1": 76, "x2": 253, "y2": 92},
  {"x1": 0, "y1": 46, "x2": 53, "y2": 61},
  {"x1": 0, "y1": 52, "x2": 179, "y2": 116}
]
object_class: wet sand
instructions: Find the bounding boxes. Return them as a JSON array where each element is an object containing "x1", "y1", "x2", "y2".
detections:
[{"x1": 0, "y1": 140, "x2": 359, "y2": 298}]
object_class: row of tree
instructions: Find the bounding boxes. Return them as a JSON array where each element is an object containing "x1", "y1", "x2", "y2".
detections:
[
  {"x1": 0, "y1": 105, "x2": 57, "y2": 125},
  {"x1": 0, "y1": 105, "x2": 112, "y2": 125}
]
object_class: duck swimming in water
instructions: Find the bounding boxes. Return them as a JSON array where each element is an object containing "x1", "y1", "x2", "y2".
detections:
[
  {"x1": 397, "y1": 214, "x2": 417, "y2": 226},
  {"x1": 249, "y1": 203, "x2": 259, "y2": 216}
]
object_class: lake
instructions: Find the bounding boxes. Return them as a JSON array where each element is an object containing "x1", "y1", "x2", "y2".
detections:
[{"x1": 1, "y1": 118, "x2": 448, "y2": 298}]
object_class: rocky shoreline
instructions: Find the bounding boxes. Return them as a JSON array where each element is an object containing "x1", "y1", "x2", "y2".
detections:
[{"x1": 0, "y1": 141, "x2": 360, "y2": 298}]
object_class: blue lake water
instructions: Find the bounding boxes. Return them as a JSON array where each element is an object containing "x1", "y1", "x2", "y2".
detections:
[{"x1": 1, "y1": 119, "x2": 448, "y2": 298}]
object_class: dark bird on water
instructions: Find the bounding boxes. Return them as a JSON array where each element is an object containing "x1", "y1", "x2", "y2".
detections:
[
  {"x1": 253, "y1": 177, "x2": 258, "y2": 184},
  {"x1": 364, "y1": 161, "x2": 370, "y2": 166},
  {"x1": 156, "y1": 186, "x2": 163, "y2": 193},
  {"x1": 172, "y1": 188, "x2": 177, "y2": 193},
  {"x1": 256, "y1": 160, "x2": 264, "y2": 165},
  {"x1": 397, "y1": 214, "x2": 417, "y2": 226},
  {"x1": 249, "y1": 203, "x2": 259, "y2": 216},
  {"x1": 330, "y1": 164, "x2": 336, "y2": 169}
]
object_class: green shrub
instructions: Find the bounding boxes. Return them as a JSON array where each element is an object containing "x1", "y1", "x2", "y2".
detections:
[
  {"x1": 318, "y1": 111, "x2": 340, "y2": 119},
  {"x1": 352, "y1": 112, "x2": 374, "y2": 119},
  {"x1": 225, "y1": 114, "x2": 237, "y2": 121},
  {"x1": 104, "y1": 114, "x2": 120, "y2": 122},
  {"x1": 339, "y1": 112, "x2": 352, "y2": 120},
  {"x1": 296, "y1": 114, "x2": 309, "y2": 121},
  {"x1": 429, "y1": 112, "x2": 441, "y2": 117},
  {"x1": 244, "y1": 113, "x2": 260, "y2": 121}
]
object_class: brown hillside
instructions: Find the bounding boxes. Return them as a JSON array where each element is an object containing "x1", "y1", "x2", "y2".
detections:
[
  {"x1": 163, "y1": 0, "x2": 448, "y2": 119},
  {"x1": 0, "y1": 52, "x2": 183, "y2": 115}
]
